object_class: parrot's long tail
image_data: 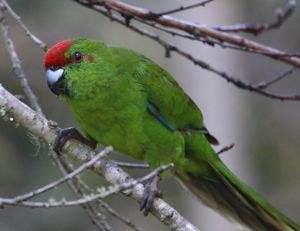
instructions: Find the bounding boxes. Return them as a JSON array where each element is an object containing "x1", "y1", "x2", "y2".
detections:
[{"x1": 180, "y1": 160, "x2": 300, "y2": 231}]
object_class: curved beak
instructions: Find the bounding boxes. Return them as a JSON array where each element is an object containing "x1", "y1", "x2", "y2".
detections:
[{"x1": 46, "y1": 68, "x2": 68, "y2": 95}]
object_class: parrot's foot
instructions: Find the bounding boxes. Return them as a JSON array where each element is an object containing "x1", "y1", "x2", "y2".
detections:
[
  {"x1": 140, "y1": 175, "x2": 162, "y2": 216},
  {"x1": 54, "y1": 127, "x2": 97, "y2": 154}
]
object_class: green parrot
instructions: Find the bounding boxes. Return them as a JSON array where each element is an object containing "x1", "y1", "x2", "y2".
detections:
[{"x1": 44, "y1": 39, "x2": 299, "y2": 231}]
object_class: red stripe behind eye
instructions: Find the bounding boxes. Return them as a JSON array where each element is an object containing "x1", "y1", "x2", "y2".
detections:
[{"x1": 44, "y1": 39, "x2": 72, "y2": 69}]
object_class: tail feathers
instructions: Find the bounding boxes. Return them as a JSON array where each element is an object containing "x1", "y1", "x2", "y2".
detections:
[{"x1": 181, "y1": 163, "x2": 299, "y2": 231}]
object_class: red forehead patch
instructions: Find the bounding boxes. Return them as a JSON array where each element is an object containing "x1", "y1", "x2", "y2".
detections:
[{"x1": 44, "y1": 39, "x2": 72, "y2": 69}]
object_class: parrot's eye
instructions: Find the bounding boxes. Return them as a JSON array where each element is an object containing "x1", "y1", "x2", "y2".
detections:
[{"x1": 72, "y1": 51, "x2": 83, "y2": 62}]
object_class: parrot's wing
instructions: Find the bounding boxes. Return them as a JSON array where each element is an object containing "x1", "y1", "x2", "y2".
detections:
[
  {"x1": 109, "y1": 47, "x2": 218, "y2": 144},
  {"x1": 134, "y1": 55, "x2": 201, "y2": 126},
  {"x1": 134, "y1": 55, "x2": 219, "y2": 145}
]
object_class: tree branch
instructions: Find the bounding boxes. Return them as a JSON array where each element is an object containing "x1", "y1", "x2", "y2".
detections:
[
  {"x1": 215, "y1": 0, "x2": 296, "y2": 35},
  {"x1": 73, "y1": 0, "x2": 300, "y2": 101},
  {"x1": 0, "y1": 0, "x2": 47, "y2": 51},
  {"x1": 0, "y1": 6, "x2": 44, "y2": 115},
  {"x1": 74, "y1": 0, "x2": 300, "y2": 68},
  {"x1": 254, "y1": 68, "x2": 295, "y2": 90},
  {"x1": 98, "y1": 200, "x2": 144, "y2": 231},
  {"x1": 152, "y1": 0, "x2": 215, "y2": 18}
]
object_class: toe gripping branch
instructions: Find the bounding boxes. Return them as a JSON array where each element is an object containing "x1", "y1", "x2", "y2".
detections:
[
  {"x1": 140, "y1": 175, "x2": 162, "y2": 216},
  {"x1": 53, "y1": 127, "x2": 97, "y2": 154}
]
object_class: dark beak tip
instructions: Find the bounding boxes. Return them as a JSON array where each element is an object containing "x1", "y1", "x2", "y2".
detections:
[{"x1": 47, "y1": 75, "x2": 68, "y2": 96}]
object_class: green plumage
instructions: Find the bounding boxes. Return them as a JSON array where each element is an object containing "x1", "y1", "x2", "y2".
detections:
[{"x1": 51, "y1": 39, "x2": 299, "y2": 230}]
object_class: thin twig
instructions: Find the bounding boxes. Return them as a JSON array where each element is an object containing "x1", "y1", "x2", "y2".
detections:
[
  {"x1": 170, "y1": 46, "x2": 300, "y2": 101},
  {"x1": 72, "y1": 175, "x2": 144, "y2": 231},
  {"x1": 0, "y1": 163, "x2": 174, "y2": 208},
  {"x1": 57, "y1": 153, "x2": 112, "y2": 231},
  {"x1": 255, "y1": 68, "x2": 295, "y2": 90},
  {"x1": 217, "y1": 143, "x2": 235, "y2": 155},
  {"x1": 215, "y1": 0, "x2": 296, "y2": 35},
  {"x1": 110, "y1": 160, "x2": 149, "y2": 169},
  {"x1": 0, "y1": 0, "x2": 47, "y2": 51},
  {"x1": 0, "y1": 7, "x2": 44, "y2": 115},
  {"x1": 99, "y1": 201, "x2": 144, "y2": 231},
  {"x1": 153, "y1": 0, "x2": 215, "y2": 18},
  {"x1": 12, "y1": 147, "x2": 112, "y2": 203},
  {"x1": 13, "y1": 147, "x2": 112, "y2": 230}
]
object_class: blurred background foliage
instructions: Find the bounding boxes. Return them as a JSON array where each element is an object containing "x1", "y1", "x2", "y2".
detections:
[{"x1": 0, "y1": 0, "x2": 300, "y2": 230}]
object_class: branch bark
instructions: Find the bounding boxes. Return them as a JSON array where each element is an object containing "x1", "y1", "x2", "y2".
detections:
[
  {"x1": 76, "y1": 0, "x2": 300, "y2": 68},
  {"x1": 0, "y1": 84, "x2": 200, "y2": 231},
  {"x1": 73, "y1": 0, "x2": 300, "y2": 101}
]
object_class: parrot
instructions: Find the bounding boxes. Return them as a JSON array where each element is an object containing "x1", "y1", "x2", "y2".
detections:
[{"x1": 44, "y1": 38, "x2": 299, "y2": 231}]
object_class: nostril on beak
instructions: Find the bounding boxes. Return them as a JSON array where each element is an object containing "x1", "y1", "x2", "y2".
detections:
[{"x1": 49, "y1": 65, "x2": 57, "y2": 71}]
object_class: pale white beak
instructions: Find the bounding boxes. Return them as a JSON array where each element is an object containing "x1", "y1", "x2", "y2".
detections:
[{"x1": 46, "y1": 68, "x2": 64, "y2": 86}]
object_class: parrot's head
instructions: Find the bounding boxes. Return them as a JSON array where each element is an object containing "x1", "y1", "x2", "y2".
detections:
[{"x1": 44, "y1": 39, "x2": 109, "y2": 98}]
